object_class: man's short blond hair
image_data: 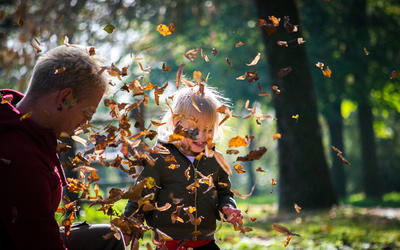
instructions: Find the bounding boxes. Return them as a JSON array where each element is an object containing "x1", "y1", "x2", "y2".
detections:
[{"x1": 26, "y1": 45, "x2": 108, "y2": 101}]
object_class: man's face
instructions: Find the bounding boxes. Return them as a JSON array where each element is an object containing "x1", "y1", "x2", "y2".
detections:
[
  {"x1": 58, "y1": 89, "x2": 104, "y2": 135},
  {"x1": 178, "y1": 118, "x2": 215, "y2": 155}
]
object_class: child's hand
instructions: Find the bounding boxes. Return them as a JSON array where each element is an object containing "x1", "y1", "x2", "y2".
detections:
[{"x1": 222, "y1": 206, "x2": 243, "y2": 227}]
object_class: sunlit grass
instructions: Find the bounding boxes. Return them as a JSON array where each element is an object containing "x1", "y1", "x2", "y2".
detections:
[{"x1": 62, "y1": 193, "x2": 400, "y2": 249}]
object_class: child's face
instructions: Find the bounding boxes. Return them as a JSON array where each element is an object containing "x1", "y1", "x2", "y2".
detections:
[{"x1": 177, "y1": 118, "x2": 215, "y2": 155}]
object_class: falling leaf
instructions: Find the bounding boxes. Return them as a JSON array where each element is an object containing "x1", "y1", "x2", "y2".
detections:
[
  {"x1": 226, "y1": 149, "x2": 239, "y2": 155},
  {"x1": 175, "y1": 64, "x2": 185, "y2": 88},
  {"x1": 277, "y1": 41, "x2": 288, "y2": 47},
  {"x1": 283, "y1": 16, "x2": 298, "y2": 33},
  {"x1": 151, "y1": 120, "x2": 166, "y2": 127},
  {"x1": 292, "y1": 114, "x2": 299, "y2": 121},
  {"x1": 71, "y1": 135, "x2": 87, "y2": 148},
  {"x1": 231, "y1": 185, "x2": 255, "y2": 199},
  {"x1": 211, "y1": 48, "x2": 218, "y2": 56},
  {"x1": 315, "y1": 62, "x2": 324, "y2": 69},
  {"x1": 157, "y1": 23, "x2": 174, "y2": 36},
  {"x1": 363, "y1": 47, "x2": 369, "y2": 56},
  {"x1": 193, "y1": 71, "x2": 202, "y2": 83},
  {"x1": 246, "y1": 53, "x2": 261, "y2": 66},
  {"x1": 331, "y1": 146, "x2": 351, "y2": 166},
  {"x1": 19, "y1": 112, "x2": 32, "y2": 121},
  {"x1": 162, "y1": 63, "x2": 171, "y2": 72},
  {"x1": 103, "y1": 24, "x2": 115, "y2": 34},
  {"x1": 30, "y1": 40, "x2": 42, "y2": 53},
  {"x1": 228, "y1": 136, "x2": 248, "y2": 147},
  {"x1": 284, "y1": 235, "x2": 292, "y2": 247},
  {"x1": 322, "y1": 66, "x2": 332, "y2": 78},
  {"x1": 54, "y1": 67, "x2": 66, "y2": 74},
  {"x1": 184, "y1": 48, "x2": 199, "y2": 61},
  {"x1": 273, "y1": 133, "x2": 282, "y2": 140},
  {"x1": 256, "y1": 167, "x2": 266, "y2": 173},
  {"x1": 278, "y1": 67, "x2": 292, "y2": 78},
  {"x1": 89, "y1": 47, "x2": 95, "y2": 56},
  {"x1": 390, "y1": 70, "x2": 398, "y2": 79},
  {"x1": 272, "y1": 224, "x2": 301, "y2": 237},
  {"x1": 226, "y1": 56, "x2": 233, "y2": 66},
  {"x1": 250, "y1": 217, "x2": 257, "y2": 222},
  {"x1": 235, "y1": 41, "x2": 244, "y2": 47},
  {"x1": 269, "y1": 16, "x2": 281, "y2": 27},
  {"x1": 271, "y1": 178, "x2": 277, "y2": 185},
  {"x1": 168, "y1": 134, "x2": 184, "y2": 143},
  {"x1": 236, "y1": 147, "x2": 267, "y2": 162},
  {"x1": 294, "y1": 203, "x2": 302, "y2": 213},
  {"x1": 297, "y1": 38, "x2": 306, "y2": 44},
  {"x1": 233, "y1": 164, "x2": 246, "y2": 174},
  {"x1": 200, "y1": 48, "x2": 210, "y2": 62},
  {"x1": 258, "y1": 18, "x2": 277, "y2": 36}
]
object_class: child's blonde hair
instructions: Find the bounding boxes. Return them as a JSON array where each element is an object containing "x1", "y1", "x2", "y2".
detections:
[{"x1": 157, "y1": 83, "x2": 229, "y2": 142}]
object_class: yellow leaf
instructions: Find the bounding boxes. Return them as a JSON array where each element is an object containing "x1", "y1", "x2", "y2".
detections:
[{"x1": 157, "y1": 24, "x2": 173, "y2": 36}]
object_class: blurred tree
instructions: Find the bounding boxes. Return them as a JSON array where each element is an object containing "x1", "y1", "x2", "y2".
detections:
[
  {"x1": 346, "y1": 0, "x2": 383, "y2": 199},
  {"x1": 255, "y1": 0, "x2": 338, "y2": 211},
  {"x1": 299, "y1": 0, "x2": 348, "y2": 199}
]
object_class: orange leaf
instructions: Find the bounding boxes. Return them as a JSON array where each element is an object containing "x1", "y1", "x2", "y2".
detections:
[
  {"x1": 268, "y1": 16, "x2": 281, "y2": 27},
  {"x1": 271, "y1": 178, "x2": 277, "y2": 185},
  {"x1": 168, "y1": 134, "x2": 184, "y2": 143},
  {"x1": 235, "y1": 41, "x2": 244, "y2": 47},
  {"x1": 193, "y1": 71, "x2": 202, "y2": 83},
  {"x1": 157, "y1": 24, "x2": 173, "y2": 36},
  {"x1": 151, "y1": 120, "x2": 166, "y2": 127},
  {"x1": 322, "y1": 66, "x2": 332, "y2": 78},
  {"x1": 228, "y1": 136, "x2": 248, "y2": 147},
  {"x1": 273, "y1": 133, "x2": 282, "y2": 140},
  {"x1": 54, "y1": 67, "x2": 66, "y2": 74},
  {"x1": 233, "y1": 164, "x2": 246, "y2": 174}
]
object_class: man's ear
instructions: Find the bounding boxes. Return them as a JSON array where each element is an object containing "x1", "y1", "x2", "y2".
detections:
[{"x1": 56, "y1": 88, "x2": 75, "y2": 110}]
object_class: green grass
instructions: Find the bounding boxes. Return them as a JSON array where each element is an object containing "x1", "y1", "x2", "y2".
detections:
[
  {"x1": 58, "y1": 193, "x2": 400, "y2": 249},
  {"x1": 345, "y1": 192, "x2": 400, "y2": 207}
]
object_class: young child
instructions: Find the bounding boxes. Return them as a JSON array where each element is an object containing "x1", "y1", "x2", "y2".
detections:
[{"x1": 123, "y1": 83, "x2": 243, "y2": 250}]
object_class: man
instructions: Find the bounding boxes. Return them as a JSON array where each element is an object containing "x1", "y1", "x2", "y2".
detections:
[{"x1": 0, "y1": 45, "x2": 124, "y2": 250}]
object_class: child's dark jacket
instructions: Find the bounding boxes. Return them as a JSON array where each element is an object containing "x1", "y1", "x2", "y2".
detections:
[{"x1": 124, "y1": 142, "x2": 236, "y2": 240}]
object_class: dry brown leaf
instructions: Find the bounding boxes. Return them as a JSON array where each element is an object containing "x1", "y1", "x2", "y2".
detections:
[
  {"x1": 246, "y1": 53, "x2": 261, "y2": 66},
  {"x1": 294, "y1": 203, "x2": 302, "y2": 213},
  {"x1": 231, "y1": 185, "x2": 255, "y2": 199}
]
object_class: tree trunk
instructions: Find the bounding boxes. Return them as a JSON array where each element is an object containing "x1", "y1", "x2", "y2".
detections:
[
  {"x1": 346, "y1": 0, "x2": 383, "y2": 198},
  {"x1": 255, "y1": 0, "x2": 337, "y2": 212},
  {"x1": 327, "y1": 99, "x2": 346, "y2": 198},
  {"x1": 357, "y1": 91, "x2": 382, "y2": 198}
]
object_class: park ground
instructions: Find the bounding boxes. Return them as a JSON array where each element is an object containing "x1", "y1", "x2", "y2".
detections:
[{"x1": 64, "y1": 192, "x2": 400, "y2": 249}]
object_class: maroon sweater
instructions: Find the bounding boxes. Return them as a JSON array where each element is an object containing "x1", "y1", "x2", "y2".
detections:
[{"x1": 0, "y1": 89, "x2": 67, "y2": 250}]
